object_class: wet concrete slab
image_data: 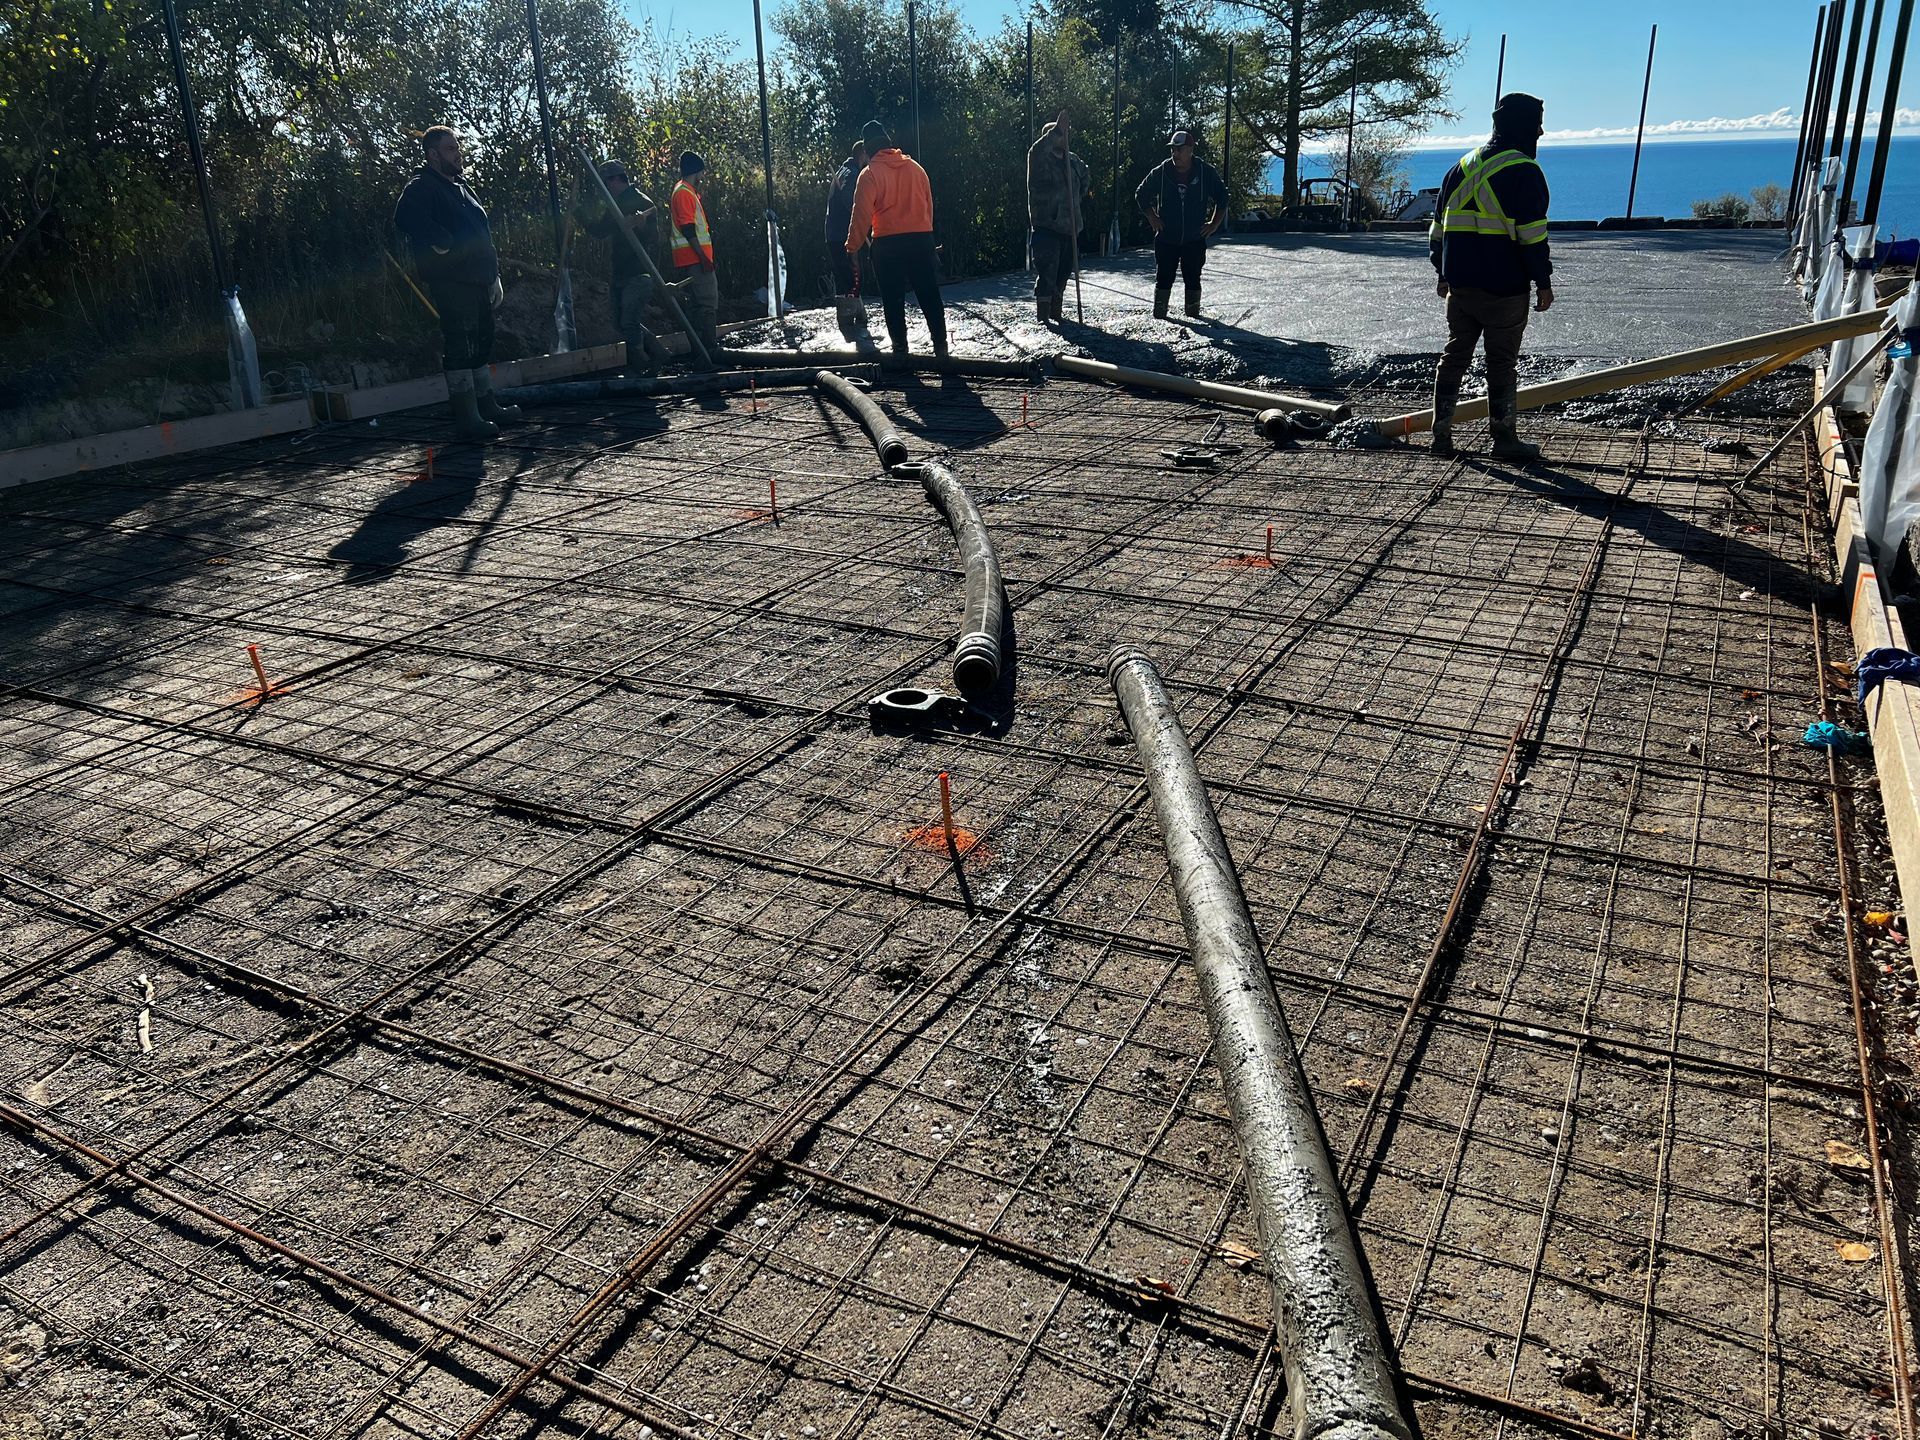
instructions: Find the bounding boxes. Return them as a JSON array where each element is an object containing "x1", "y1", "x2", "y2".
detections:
[{"x1": 740, "y1": 229, "x2": 1806, "y2": 404}]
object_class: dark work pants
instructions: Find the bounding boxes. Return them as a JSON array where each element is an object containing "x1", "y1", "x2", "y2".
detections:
[
  {"x1": 1032, "y1": 229, "x2": 1075, "y2": 303},
  {"x1": 870, "y1": 231, "x2": 946, "y2": 354},
  {"x1": 428, "y1": 280, "x2": 494, "y2": 372},
  {"x1": 612, "y1": 274, "x2": 668, "y2": 374},
  {"x1": 1153, "y1": 236, "x2": 1206, "y2": 290},
  {"x1": 1436, "y1": 285, "x2": 1531, "y2": 421}
]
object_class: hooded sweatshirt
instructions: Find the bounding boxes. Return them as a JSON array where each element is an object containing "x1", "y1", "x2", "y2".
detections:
[
  {"x1": 1427, "y1": 128, "x2": 1552, "y2": 297},
  {"x1": 846, "y1": 148, "x2": 934, "y2": 251},
  {"x1": 1027, "y1": 124, "x2": 1090, "y2": 237}
]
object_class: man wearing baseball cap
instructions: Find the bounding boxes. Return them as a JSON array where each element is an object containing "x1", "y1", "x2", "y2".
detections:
[
  {"x1": 1134, "y1": 128, "x2": 1227, "y2": 320},
  {"x1": 575, "y1": 159, "x2": 671, "y2": 377}
]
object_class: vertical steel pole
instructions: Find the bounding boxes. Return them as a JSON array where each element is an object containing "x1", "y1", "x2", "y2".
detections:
[
  {"x1": 1109, "y1": 31, "x2": 1122, "y2": 255},
  {"x1": 1024, "y1": 17, "x2": 1035, "y2": 276},
  {"x1": 1830, "y1": 0, "x2": 1869, "y2": 158},
  {"x1": 909, "y1": 1, "x2": 921, "y2": 155},
  {"x1": 1624, "y1": 24, "x2": 1657, "y2": 220},
  {"x1": 1494, "y1": 33, "x2": 1506, "y2": 103},
  {"x1": 1342, "y1": 77, "x2": 1357, "y2": 227},
  {"x1": 1864, "y1": 0, "x2": 1916, "y2": 227},
  {"x1": 751, "y1": 0, "x2": 781, "y2": 318},
  {"x1": 1842, "y1": 0, "x2": 1887, "y2": 220},
  {"x1": 160, "y1": 0, "x2": 229, "y2": 293},
  {"x1": 751, "y1": 0, "x2": 776, "y2": 215},
  {"x1": 1789, "y1": 6, "x2": 1830, "y2": 226},
  {"x1": 1809, "y1": 1, "x2": 1846, "y2": 165},
  {"x1": 525, "y1": 0, "x2": 574, "y2": 350},
  {"x1": 160, "y1": 0, "x2": 260, "y2": 406},
  {"x1": 1024, "y1": 20, "x2": 1034, "y2": 143},
  {"x1": 1222, "y1": 40, "x2": 1234, "y2": 235}
]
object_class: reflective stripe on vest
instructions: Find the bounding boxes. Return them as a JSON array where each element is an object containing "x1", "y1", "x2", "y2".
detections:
[
  {"x1": 1434, "y1": 147, "x2": 1546, "y2": 245},
  {"x1": 670, "y1": 180, "x2": 713, "y2": 265}
]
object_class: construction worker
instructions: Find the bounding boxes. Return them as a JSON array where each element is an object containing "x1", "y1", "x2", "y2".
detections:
[
  {"x1": 393, "y1": 125, "x2": 523, "y2": 441},
  {"x1": 1027, "y1": 110, "x2": 1090, "y2": 324},
  {"x1": 846, "y1": 120, "x2": 948, "y2": 360},
  {"x1": 1429, "y1": 92, "x2": 1555, "y2": 461},
  {"x1": 1135, "y1": 129, "x2": 1226, "y2": 320},
  {"x1": 826, "y1": 140, "x2": 870, "y2": 336},
  {"x1": 577, "y1": 159, "x2": 671, "y2": 377},
  {"x1": 670, "y1": 151, "x2": 721, "y2": 366}
]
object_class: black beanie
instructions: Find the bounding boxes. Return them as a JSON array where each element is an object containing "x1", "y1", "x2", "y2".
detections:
[
  {"x1": 680, "y1": 151, "x2": 706, "y2": 178},
  {"x1": 1492, "y1": 92, "x2": 1544, "y2": 136},
  {"x1": 861, "y1": 120, "x2": 892, "y2": 153}
]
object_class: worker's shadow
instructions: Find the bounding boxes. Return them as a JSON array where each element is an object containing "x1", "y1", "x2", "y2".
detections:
[
  {"x1": 888, "y1": 374, "x2": 1004, "y2": 453},
  {"x1": 1477, "y1": 455, "x2": 1808, "y2": 598},
  {"x1": 328, "y1": 447, "x2": 488, "y2": 584}
]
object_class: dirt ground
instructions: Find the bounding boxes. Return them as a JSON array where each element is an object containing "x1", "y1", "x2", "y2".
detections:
[{"x1": 0, "y1": 315, "x2": 1914, "y2": 1440}]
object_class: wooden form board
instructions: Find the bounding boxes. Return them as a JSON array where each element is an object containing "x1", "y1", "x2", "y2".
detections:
[
  {"x1": 0, "y1": 398, "x2": 315, "y2": 491},
  {"x1": 1817, "y1": 367, "x2": 1920, "y2": 920}
]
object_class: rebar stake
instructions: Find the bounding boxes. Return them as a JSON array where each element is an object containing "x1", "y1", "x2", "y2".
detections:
[
  {"x1": 769, "y1": 478, "x2": 780, "y2": 526},
  {"x1": 939, "y1": 771, "x2": 957, "y2": 853}
]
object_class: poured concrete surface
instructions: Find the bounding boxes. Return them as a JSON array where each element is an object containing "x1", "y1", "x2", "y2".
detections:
[{"x1": 741, "y1": 230, "x2": 1808, "y2": 401}]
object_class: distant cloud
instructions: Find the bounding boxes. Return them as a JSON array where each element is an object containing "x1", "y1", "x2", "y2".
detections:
[{"x1": 1401, "y1": 106, "x2": 1920, "y2": 151}]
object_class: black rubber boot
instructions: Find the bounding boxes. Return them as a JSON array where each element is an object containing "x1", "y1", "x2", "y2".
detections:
[
  {"x1": 1153, "y1": 286, "x2": 1171, "y2": 319},
  {"x1": 472, "y1": 368, "x2": 524, "y2": 427},
  {"x1": 1050, "y1": 295, "x2": 1064, "y2": 322},
  {"x1": 1184, "y1": 284, "x2": 1201, "y2": 319},
  {"x1": 446, "y1": 372, "x2": 498, "y2": 443},
  {"x1": 1488, "y1": 384, "x2": 1541, "y2": 462},
  {"x1": 1431, "y1": 376, "x2": 1459, "y2": 458},
  {"x1": 1037, "y1": 297, "x2": 1051, "y2": 324}
]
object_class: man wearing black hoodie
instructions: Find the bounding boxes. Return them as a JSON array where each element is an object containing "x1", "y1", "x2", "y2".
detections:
[
  {"x1": 393, "y1": 126, "x2": 522, "y2": 442},
  {"x1": 1428, "y1": 92, "x2": 1555, "y2": 461}
]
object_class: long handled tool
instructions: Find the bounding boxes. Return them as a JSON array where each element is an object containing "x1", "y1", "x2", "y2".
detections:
[
  {"x1": 572, "y1": 137, "x2": 714, "y2": 369},
  {"x1": 1735, "y1": 319, "x2": 1900, "y2": 486},
  {"x1": 1064, "y1": 143, "x2": 1085, "y2": 324}
]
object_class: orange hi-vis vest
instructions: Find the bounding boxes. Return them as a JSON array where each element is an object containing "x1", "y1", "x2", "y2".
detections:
[{"x1": 670, "y1": 180, "x2": 713, "y2": 267}]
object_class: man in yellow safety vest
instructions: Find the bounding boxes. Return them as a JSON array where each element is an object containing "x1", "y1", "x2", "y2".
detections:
[
  {"x1": 1429, "y1": 92, "x2": 1555, "y2": 462},
  {"x1": 670, "y1": 151, "x2": 721, "y2": 365}
]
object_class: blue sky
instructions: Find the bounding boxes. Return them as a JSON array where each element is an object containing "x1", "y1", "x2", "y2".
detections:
[{"x1": 623, "y1": 0, "x2": 1895, "y2": 148}]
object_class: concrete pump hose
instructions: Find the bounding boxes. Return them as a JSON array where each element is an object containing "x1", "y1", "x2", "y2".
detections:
[
  {"x1": 912, "y1": 461, "x2": 1005, "y2": 696},
  {"x1": 1105, "y1": 644, "x2": 1415, "y2": 1440},
  {"x1": 502, "y1": 367, "x2": 872, "y2": 405},
  {"x1": 816, "y1": 370, "x2": 911, "y2": 471}
]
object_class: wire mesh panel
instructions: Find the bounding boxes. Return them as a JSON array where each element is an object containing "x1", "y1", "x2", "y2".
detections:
[{"x1": 0, "y1": 378, "x2": 1909, "y2": 1440}]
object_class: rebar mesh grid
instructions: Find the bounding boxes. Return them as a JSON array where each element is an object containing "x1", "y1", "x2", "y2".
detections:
[{"x1": 0, "y1": 373, "x2": 1909, "y2": 1440}]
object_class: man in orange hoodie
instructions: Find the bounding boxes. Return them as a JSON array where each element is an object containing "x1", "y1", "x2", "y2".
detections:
[{"x1": 845, "y1": 120, "x2": 948, "y2": 360}]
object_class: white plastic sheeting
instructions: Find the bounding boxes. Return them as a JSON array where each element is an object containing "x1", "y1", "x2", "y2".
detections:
[
  {"x1": 1860, "y1": 286, "x2": 1920, "y2": 558},
  {"x1": 1801, "y1": 157, "x2": 1843, "y2": 299},
  {"x1": 1830, "y1": 225, "x2": 1882, "y2": 410}
]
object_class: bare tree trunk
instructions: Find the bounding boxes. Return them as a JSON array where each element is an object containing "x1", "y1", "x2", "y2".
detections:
[{"x1": 1282, "y1": 0, "x2": 1304, "y2": 207}]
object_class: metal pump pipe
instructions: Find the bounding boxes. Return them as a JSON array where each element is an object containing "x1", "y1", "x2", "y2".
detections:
[
  {"x1": 910, "y1": 460, "x2": 1005, "y2": 695},
  {"x1": 1055, "y1": 354, "x2": 1349, "y2": 419},
  {"x1": 1106, "y1": 645, "x2": 1412, "y2": 1440},
  {"x1": 816, "y1": 370, "x2": 911, "y2": 469}
]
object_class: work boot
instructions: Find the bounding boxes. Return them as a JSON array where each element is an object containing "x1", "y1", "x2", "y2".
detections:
[
  {"x1": 1184, "y1": 284, "x2": 1202, "y2": 319},
  {"x1": 446, "y1": 371, "x2": 498, "y2": 443},
  {"x1": 1430, "y1": 377, "x2": 1459, "y2": 458},
  {"x1": 1488, "y1": 388, "x2": 1541, "y2": 462},
  {"x1": 1049, "y1": 295, "x2": 1064, "y2": 322},
  {"x1": 1037, "y1": 297, "x2": 1051, "y2": 324},
  {"x1": 472, "y1": 367, "x2": 524, "y2": 427},
  {"x1": 1153, "y1": 286, "x2": 1171, "y2": 320},
  {"x1": 1490, "y1": 424, "x2": 1542, "y2": 463}
]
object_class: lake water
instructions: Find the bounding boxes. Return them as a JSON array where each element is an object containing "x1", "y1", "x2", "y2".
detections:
[{"x1": 1288, "y1": 135, "x2": 1920, "y2": 237}]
